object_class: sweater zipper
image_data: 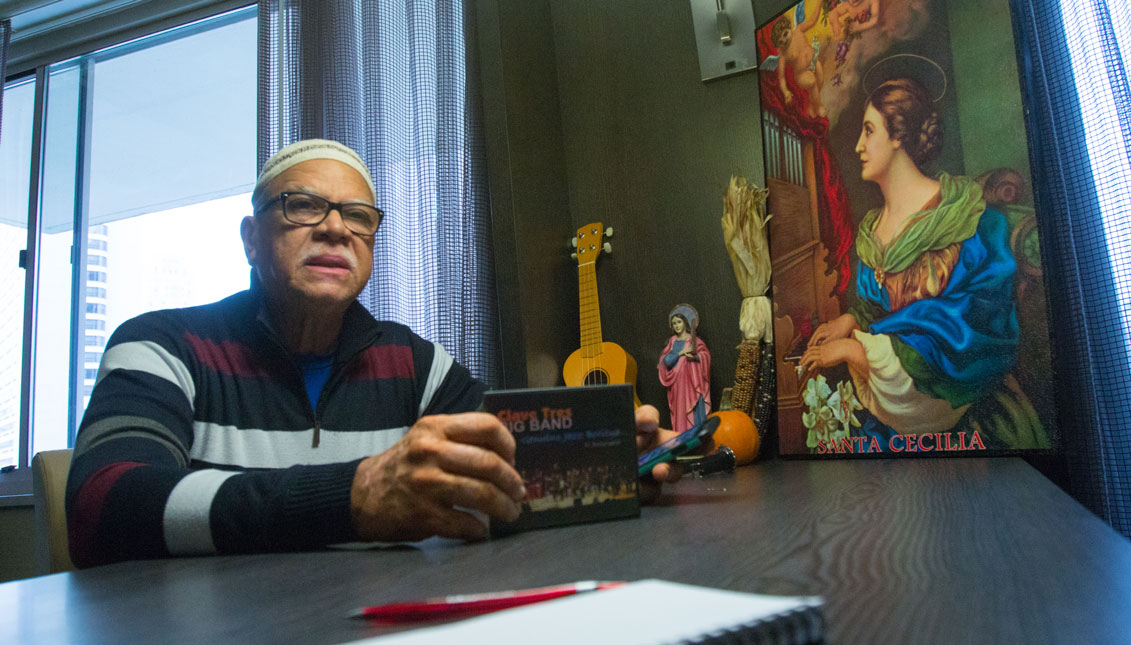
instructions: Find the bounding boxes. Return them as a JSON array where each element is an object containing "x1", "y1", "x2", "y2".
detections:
[
  {"x1": 254, "y1": 309, "x2": 379, "y2": 450},
  {"x1": 308, "y1": 382, "x2": 321, "y2": 448},
  {"x1": 308, "y1": 327, "x2": 379, "y2": 448}
]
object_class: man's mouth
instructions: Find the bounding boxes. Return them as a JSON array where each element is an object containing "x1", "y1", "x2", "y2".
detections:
[{"x1": 305, "y1": 255, "x2": 352, "y2": 275}]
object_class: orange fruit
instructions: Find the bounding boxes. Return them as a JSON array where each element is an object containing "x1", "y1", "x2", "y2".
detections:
[{"x1": 708, "y1": 410, "x2": 760, "y2": 465}]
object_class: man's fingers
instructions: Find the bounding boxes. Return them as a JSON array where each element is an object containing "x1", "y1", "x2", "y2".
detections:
[
  {"x1": 430, "y1": 471, "x2": 523, "y2": 523},
  {"x1": 432, "y1": 440, "x2": 526, "y2": 502},
  {"x1": 430, "y1": 412, "x2": 517, "y2": 464},
  {"x1": 402, "y1": 502, "x2": 491, "y2": 541},
  {"x1": 650, "y1": 460, "x2": 684, "y2": 483},
  {"x1": 638, "y1": 460, "x2": 684, "y2": 505},
  {"x1": 634, "y1": 405, "x2": 661, "y2": 451},
  {"x1": 430, "y1": 507, "x2": 492, "y2": 541}
]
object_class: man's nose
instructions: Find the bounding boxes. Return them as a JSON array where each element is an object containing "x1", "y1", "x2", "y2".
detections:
[{"x1": 316, "y1": 207, "x2": 351, "y2": 238}]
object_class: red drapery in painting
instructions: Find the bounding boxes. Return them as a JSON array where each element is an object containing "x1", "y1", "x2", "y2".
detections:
[{"x1": 757, "y1": 28, "x2": 854, "y2": 295}]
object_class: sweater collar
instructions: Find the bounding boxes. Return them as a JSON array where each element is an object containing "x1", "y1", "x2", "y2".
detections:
[{"x1": 241, "y1": 283, "x2": 383, "y2": 365}]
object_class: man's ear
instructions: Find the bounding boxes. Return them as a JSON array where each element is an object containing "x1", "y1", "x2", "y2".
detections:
[{"x1": 240, "y1": 215, "x2": 259, "y2": 266}]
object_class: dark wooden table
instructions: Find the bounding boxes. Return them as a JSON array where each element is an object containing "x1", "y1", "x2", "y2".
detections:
[{"x1": 3, "y1": 458, "x2": 1129, "y2": 643}]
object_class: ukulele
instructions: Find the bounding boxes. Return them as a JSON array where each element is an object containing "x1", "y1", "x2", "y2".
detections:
[{"x1": 561, "y1": 222, "x2": 642, "y2": 407}]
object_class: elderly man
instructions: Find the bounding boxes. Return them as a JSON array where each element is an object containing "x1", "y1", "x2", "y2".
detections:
[{"x1": 66, "y1": 139, "x2": 678, "y2": 568}]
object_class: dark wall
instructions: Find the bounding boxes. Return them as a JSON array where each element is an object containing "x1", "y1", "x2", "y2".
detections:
[
  {"x1": 479, "y1": 0, "x2": 790, "y2": 427},
  {"x1": 476, "y1": 0, "x2": 576, "y2": 390}
]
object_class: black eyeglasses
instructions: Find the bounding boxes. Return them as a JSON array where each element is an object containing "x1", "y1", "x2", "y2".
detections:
[{"x1": 259, "y1": 192, "x2": 384, "y2": 236}]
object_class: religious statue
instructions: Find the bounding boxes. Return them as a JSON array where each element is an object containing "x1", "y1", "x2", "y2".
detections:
[{"x1": 657, "y1": 304, "x2": 711, "y2": 434}]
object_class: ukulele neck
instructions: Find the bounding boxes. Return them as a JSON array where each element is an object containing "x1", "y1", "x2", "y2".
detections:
[{"x1": 578, "y1": 262, "x2": 604, "y2": 357}]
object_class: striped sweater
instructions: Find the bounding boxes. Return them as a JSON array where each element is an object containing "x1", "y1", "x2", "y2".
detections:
[{"x1": 65, "y1": 289, "x2": 485, "y2": 568}]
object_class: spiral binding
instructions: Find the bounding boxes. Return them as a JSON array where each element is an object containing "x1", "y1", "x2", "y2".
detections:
[{"x1": 682, "y1": 598, "x2": 824, "y2": 645}]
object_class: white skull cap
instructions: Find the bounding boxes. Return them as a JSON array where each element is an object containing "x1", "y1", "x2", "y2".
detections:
[{"x1": 253, "y1": 139, "x2": 376, "y2": 207}]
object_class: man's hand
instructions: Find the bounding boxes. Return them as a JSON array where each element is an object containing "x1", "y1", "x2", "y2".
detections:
[
  {"x1": 350, "y1": 413, "x2": 526, "y2": 542},
  {"x1": 635, "y1": 404, "x2": 685, "y2": 503}
]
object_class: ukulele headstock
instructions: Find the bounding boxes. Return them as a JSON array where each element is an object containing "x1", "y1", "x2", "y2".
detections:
[{"x1": 571, "y1": 222, "x2": 614, "y2": 266}]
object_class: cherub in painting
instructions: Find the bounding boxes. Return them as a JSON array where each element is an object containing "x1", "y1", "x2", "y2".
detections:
[
  {"x1": 829, "y1": 0, "x2": 881, "y2": 42},
  {"x1": 770, "y1": 16, "x2": 828, "y2": 118}
]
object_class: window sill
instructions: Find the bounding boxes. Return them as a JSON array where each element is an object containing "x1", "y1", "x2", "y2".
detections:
[{"x1": 0, "y1": 468, "x2": 34, "y2": 506}]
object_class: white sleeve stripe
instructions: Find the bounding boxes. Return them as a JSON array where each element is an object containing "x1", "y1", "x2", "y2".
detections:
[
  {"x1": 163, "y1": 470, "x2": 237, "y2": 555},
  {"x1": 418, "y1": 342, "x2": 454, "y2": 417},
  {"x1": 96, "y1": 340, "x2": 196, "y2": 408}
]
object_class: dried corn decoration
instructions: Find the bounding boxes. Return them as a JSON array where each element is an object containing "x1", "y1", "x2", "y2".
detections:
[{"x1": 721, "y1": 177, "x2": 774, "y2": 422}]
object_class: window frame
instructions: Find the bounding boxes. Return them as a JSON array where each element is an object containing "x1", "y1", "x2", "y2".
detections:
[{"x1": 0, "y1": 4, "x2": 256, "y2": 502}]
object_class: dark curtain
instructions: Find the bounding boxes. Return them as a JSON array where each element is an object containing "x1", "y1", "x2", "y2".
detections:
[
  {"x1": 256, "y1": 0, "x2": 500, "y2": 386},
  {"x1": 1016, "y1": 0, "x2": 1131, "y2": 537}
]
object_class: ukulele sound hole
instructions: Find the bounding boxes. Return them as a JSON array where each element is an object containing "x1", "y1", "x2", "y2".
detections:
[{"x1": 584, "y1": 370, "x2": 610, "y2": 385}]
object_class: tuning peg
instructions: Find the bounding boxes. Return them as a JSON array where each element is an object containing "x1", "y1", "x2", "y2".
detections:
[
  {"x1": 603, "y1": 242, "x2": 612, "y2": 254},
  {"x1": 571, "y1": 237, "x2": 578, "y2": 248},
  {"x1": 605, "y1": 226, "x2": 614, "y2": 238},
  {"x1": 571, "y1": 252, "x2": 578, "y2": 260}
]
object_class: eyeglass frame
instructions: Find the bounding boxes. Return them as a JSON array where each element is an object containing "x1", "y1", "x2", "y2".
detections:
[{"x1": 255, "y1": 191, "x2": 385, "y2": 237}]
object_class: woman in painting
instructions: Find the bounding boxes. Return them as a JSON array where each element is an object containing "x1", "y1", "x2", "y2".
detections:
[
  {"x1": 658, "y1": 305, "x2": 711, "y2": 434},
  {"x1": 799, "y1": 77, "x2": 1049, "y2": 449}
]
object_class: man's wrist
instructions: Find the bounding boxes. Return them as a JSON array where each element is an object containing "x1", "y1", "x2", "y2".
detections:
[{"x1": 278, "y1": 459, "x2": 364, "y2": 548}]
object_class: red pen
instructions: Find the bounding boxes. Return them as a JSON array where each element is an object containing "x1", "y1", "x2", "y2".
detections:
[{"x1": 348, "y1": 580, "x2": 626, "y2": 622}]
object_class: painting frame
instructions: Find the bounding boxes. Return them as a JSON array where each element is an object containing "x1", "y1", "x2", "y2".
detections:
[{"x1": 754, "y1": 0, "x2": 1059, "y2": 458}]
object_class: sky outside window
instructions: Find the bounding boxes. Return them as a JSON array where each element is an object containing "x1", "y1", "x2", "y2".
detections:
[
  {"x1": 0, "y1": 77, "x2": 34, "y2": 468},
  {"x1": 1, "y1": 9, "x2": 257, "y2": 460}
]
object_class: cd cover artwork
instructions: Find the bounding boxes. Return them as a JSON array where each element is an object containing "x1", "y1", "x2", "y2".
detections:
[{"x1": 483, "y1": 384, "x2": 639, "y2": 535}]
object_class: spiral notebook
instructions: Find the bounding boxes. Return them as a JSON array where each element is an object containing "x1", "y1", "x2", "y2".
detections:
[{"x1": 358, "y1": 579, "x2": 824, "y2": 645}]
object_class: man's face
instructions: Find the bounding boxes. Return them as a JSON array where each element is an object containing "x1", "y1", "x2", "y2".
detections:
[{"x1": 242, "y1": 159, "x2": 376, "y2": 311}]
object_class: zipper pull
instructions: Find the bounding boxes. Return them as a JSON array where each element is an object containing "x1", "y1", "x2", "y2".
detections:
[{"x1": 312, "y1": 419, "x2": 321, "y2": 448}]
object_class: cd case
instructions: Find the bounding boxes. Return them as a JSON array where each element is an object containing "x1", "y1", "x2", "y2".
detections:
[{"x1": 483, "y1": 384, "x2": 639, "y2": 535}]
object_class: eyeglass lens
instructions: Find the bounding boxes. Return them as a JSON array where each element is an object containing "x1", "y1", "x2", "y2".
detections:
[{"x1": 283, "y1": 193, "x2": 382, "y2": 235}]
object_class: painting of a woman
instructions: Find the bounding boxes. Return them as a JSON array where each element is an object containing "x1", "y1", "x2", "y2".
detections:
[
  {"x1": 658, "y1": 305, "x2": 711, "y2": 434},
  {"x1": 799, "y1": 78, "x2": 1049, "y2": 450}
]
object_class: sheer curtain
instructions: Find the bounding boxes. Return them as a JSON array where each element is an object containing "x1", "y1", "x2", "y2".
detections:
[
  {"x1": 256, "y1": 0, "x2": 499, "y2": 385},
  {"x1": 1017, "y1": 0, "x2": 1131, "y2": 537}
]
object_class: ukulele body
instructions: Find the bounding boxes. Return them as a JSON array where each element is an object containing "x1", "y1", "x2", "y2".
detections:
[{"x1": 562, "y1": 342, "x2": 642, "y2": 408}]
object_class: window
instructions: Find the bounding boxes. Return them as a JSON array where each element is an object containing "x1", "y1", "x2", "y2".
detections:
[
  {"x1": 0, "y1": 76, "x2": 33, "y2": 471},
  {"x1": 1, "y1": 7, "x2": 257, "y2": 476},
  {"x1": 1063, "y1": 2, "x2": 1131, "y2": 343}
]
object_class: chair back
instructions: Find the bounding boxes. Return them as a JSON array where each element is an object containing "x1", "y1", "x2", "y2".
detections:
[{"x1": 32, "y1": 449, "x2": 75, "y2": 574}]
